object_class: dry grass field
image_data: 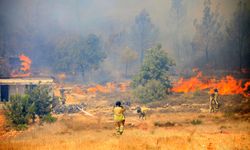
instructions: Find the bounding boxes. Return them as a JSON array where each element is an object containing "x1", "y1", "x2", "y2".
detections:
[
  {"x1": 0, "y1": 112, "x2": 250, "y2": 150},
  {"x1": 0, "y1": 93, "x2": 249, "y2": 150}
]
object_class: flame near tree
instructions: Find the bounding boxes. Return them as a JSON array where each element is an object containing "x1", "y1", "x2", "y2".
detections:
[
  {"x1": 11, "y1": 54, "x2": 32, "y2": 77},
  {"x1": 172, "y1": 69, "x2": 250, "y2": 97}
]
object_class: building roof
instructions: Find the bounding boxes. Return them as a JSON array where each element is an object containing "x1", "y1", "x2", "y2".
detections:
[{"x1": 0, "y1": 77, "x2": 54, "y2": 85}]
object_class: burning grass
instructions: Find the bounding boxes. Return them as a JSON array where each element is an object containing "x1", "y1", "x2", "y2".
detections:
[
  {"x1": 172, "y1": 69, "x2": 250, "y2": 97},
  {"x1": 53, "y1": 81, "x2": 131, "y2": 105}
]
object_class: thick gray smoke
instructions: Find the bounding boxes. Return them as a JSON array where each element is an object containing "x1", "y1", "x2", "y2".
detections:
[{"x1": 0, "y1": 0, "x2": 249, "y2": 82}]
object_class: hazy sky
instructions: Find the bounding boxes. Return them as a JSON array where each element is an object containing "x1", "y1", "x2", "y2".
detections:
[
  {"x1": 0, "y1": 0, "x2": 243, "y2": 58},
  {"x1": 0, "y1": 0, "x2": 239, "y2": 35}
]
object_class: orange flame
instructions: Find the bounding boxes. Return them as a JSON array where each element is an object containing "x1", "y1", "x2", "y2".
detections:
[
  {"x1": 86, "y1": 87, "x2": 98, "y2": 93},
  {"x1": 19, "y1": 54, "x2": 31, "y2": 72},
  {"x1": 119, "y1": 82, "x2": 129, "y2": 92},
  {"x1": 172, "y1": 69, "x2": 250, "y2": 97},
  {"x1": 57, "y1": 73, "x2": 66, "y2": 81},
  {"x1": 86, "y1": 82, "x2": 129, "y2": 94},
  {"x1": 11, "y1": 54, "x2": 32, "y2": 77}
]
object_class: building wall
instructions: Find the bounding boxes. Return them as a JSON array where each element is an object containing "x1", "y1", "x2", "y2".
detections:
[
  {"x1": 0, "y1": 84, "x2": 54, "y2": 101},
  {"x1": 9, "y1": 85, "x2": 26, "y2": 98}
]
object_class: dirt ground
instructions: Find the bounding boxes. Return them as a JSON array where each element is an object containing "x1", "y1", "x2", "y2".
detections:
[{"x1": 0, "y1": 93, "x2": 249, "y2": 150}]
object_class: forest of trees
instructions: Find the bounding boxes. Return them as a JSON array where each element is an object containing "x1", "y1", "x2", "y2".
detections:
[
  {"x1": 0, "y1": 0, "x2": 249, "y2": 82},
  {"x1": 191, "y1": 0, "x2": 250, "y2": 72}
]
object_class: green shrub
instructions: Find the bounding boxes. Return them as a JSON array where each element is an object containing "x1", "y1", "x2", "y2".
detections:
[
  {"x1": 4, "y1": 85, "x2": 55, "y2": 130},
  {"x1": 131, "y1": 44, "x2": 174, "y2": 90},
  {"x1": 41, "y1": 113, "x2": 57, "y2": 123},
  {"x1": 15, "y1": 124, "x2": 28, "y2": 131},
  {"x1": 133, "y1": 80, "x2": 166, "y2": 103},
  {"x1": 191, "y1": 119, "x2": 202, "y2": 125},
  {"x1": 131, "y1": 44, "x2": 174, "y2": 103},
  {"x1": 4, "y1": 95, "x2": 32, "y2": 126},
  {"x1": 26, "y1": 84, "x2": 53, "y2": 118}
]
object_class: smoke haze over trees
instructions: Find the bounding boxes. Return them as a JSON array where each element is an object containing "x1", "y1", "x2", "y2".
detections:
[
  {"x1": 130, "y1": 9, "x2": 158, "y2": 65},
  {"x1": 0, "y1": 0, "x2": 249, "y2": 81}
]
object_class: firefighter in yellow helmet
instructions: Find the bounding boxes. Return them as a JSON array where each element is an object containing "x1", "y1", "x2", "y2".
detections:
[
  {"x1": 113, "y1": 101, "x2": 126, "y2": 135},
  {"x1": 209, "y1": 89, "x2": 219, "y2": 113}
]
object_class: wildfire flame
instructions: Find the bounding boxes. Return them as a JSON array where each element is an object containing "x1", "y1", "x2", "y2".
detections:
[
  {"x1": 172, "y1": 69, "x2": 250, "y2": 97},
  {"x1": 11, "y1": 54, "x2": 32, "y2": 77},
  {"x1": 86, "y1": 82, "x2": 129, "y2": 94},
  {"x1": 57, "y1": 73, "x2": 66, "y2": 81},
  {"x1": 53, "y1": 82, "x2": 130, "y2": 104},
  {"x1": 119, "y1": 82, "x2": 128, "y2": 92}
]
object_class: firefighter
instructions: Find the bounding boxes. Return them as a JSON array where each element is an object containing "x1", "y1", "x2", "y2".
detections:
[
  {"x1": 209, "y1": 89, "x2": 219, "y2": 113},
  {"x1": 113, "y1": 101, "x2": 126, "y2": 135}
]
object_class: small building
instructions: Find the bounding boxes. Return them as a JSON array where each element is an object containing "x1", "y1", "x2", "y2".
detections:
[{"x1": 0, "y1": 77, "x2": 54, "y2": 102}]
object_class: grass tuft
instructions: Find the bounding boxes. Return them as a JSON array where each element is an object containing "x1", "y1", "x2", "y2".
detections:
[
  {"x1": 154, "y1": 121, "x2": 175, "y2": 127},
  {"x1": 41, "y1": 114, "x2": 57, "y2": 123},
  {"x1": 190, "y1": 119, "x2": 202, "y2": 125}
]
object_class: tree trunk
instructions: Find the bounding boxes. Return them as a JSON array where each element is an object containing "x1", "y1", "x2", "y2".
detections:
[
  {"x1": 205, "y1": 31, "x2": 209, "y2": 63},
  {"x1": 205, "y1": 45, "x2": 209, "y2": 62},
  {"x1": 176, "y1": 24, "x2": 181, "y2": 61},
  {"x1": 140, "y1": 47, "x2": 144, "y2": 66},
  {"x1": 140, "y1": 35, "x2": 144, "y2": 66},
  {"x1": 32, "y1": 113, "x2": 35, "y2": 123},
  {"x1": 125, "y1": 63, "x2": 128, "y2": 77},
  {"x1": 239, "y1": 40, "x2": 242, "y2": 72},
  {"x1": 176, "y1": 42, "x2": 180, "y2": 61},
  {"x1": 238, "y1": 1, "x2": 243, "y2": 72}
]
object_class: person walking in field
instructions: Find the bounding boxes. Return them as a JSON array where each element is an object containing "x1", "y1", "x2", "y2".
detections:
[
  {"x1": 113, "y1": 101, "x2": 126, "y2": 135},
  {"x1": 209, "y1": 89, "x2": 219, "y2": 113}
]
